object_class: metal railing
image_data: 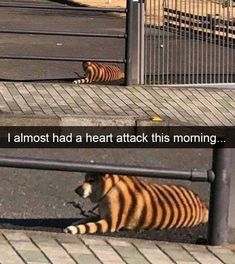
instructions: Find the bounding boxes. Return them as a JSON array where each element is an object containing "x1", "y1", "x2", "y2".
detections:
[
  {"x1": 0, "y1": 146, "x2": 232, "y2": 245},
  {"x1": 0, "y1": 1, "x2": 136, "y2": 85},
  {"x1": 143, "y1": 0, "x2": 235, "y2": 85}
]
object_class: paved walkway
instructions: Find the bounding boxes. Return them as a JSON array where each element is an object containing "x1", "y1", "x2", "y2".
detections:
[
  {"x1": 0, "y1": 230, "x2": 234, "y2": 264},
  {"x1": 0, "y1": 82, "x2": 234, "y2": 126}
]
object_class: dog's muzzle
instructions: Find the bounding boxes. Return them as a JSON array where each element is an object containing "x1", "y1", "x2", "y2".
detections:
[{"x1": 75, "y1": 185, "x2": 92, "y2": 198}]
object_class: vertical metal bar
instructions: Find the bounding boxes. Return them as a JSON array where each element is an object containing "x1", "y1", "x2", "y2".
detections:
[
  {"x1": 172, "y1": 0, "x2": 179, "y2": 84},
  {"x1": 209, "y1": 1, "x2": 213, "y2": 83},
  {"x1": 218, "y1": 3, "x2": 222, "y2": 83},
  {"x1": 226, "y1": 4, "x2": 230, "y2": 83},
  {"x1": 231, "y1": 2, "x2": 234, "y2": 83},
  {"x1": 179, "y1": 0, "x2": 182, "y2": 83},
  {"x1": 188, "y1": 0, "x2": 191, "y2": 84},
  {"x1": 125, "y1": 0, "x2": 145, "y2": 85},
  {"x1": 139, "y1": 0, "x2": 145, "y2": 85},
  {"x1": 213, "y1": 2, "x2": 217, "y2": 83},
  {"x1": 205, "y1": 0, "x2": 208, "y2": 83},
  {"x1": 149, "y1": 0, "x2": 152, "y2": 84},
  {"x1": 157, "y1": 0, "x2": 161, "y2": 84},
  {"x1": 162, "y1": 0, "x2": 166, "y2": 84},
  {"x1": 170, "y1": 0, "x2": 173, "y2": 84},
  {"x1": 192, "y1": 0, "x2": 195, "y2": 83},
  {"x1": 164, "y1": 0, "x2": 169, "y2": 84},
  {"x1": 222, "y1": 2, "x2": 226, "y2": 83},
  {"x1": 208, "y1": 147, "x2": 232, "y2": 245},
  {"x1": 231, "y1": 3, "x2": 234, "y2": 83},
  {"x1": 129, "y1": 0, "x2": 143, "y2": 85},
  {"x1": 153, "y1": 0, "x2": 156, "y2": 84},
  {"x1": 183, "y1": 0, "x2": 187, "y2": 84},
  {"x1": 144, "y1": 0, "x2": 147, "y2": 84},
  {"x1": 166, "y1": 0, "x2": 170, "y2": 84},
  {"x1": 201, "y1": 0, "x2": 204, "y2": 83},
  {"x1": 125, "y1": 0, "x2": 133, "y2": 85},
  {"x1": 196, "y1": 0, "x2": 199, "y2": 84}
]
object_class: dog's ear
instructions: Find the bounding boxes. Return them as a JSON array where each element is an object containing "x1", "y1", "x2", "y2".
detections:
[{"x1": 95, "y1": 173, "x2": 106, "y2": 179}]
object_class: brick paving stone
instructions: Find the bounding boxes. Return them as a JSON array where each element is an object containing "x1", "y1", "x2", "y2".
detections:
[
  {"x1": 24, "y1": 83, "x2": 53, "y2": 114},
  {"x1": 157, "y1": 242, "x2": 198, "y2": 263},
  {"x1": 0, "y1": 93, "x2": 12, "y2": 113},
  {"x1": 4, "y1": 231, "x2": 31, "y2": 241},
  {"x1": 6, "y1": 85, "x2": 33, "y2": 114},
  {"x1": 207, "y1": 246, "x2": 235, "y2": 264},
  {"x1": 31, "y1": 236, "x2": 76, "y2": 264},
  {"x1": 131, "y1": 241, "x2": 175, "y2": 264},
  {"x1": 99, "y1": 86, "x2": 128, "y2": 115},
  {"x1": 82, "y1": 237, "x2": 108, "y2": 246},
  {"x1": 81, "y1": 237, "x2": 126, "y2": 263},
  {"x1": 104, "y1": 91, "x2": 136, "y2": 115},
  {"x1": 4, "y1": 233, "x2": 49, "y2": 263},
  {"x1": 86, "y1": 244, "x2": 125, "y2": 264},
  {"x1": 17, "y1": 250, "x2": 50, "y2": 263},
  {"x1": 108, "y1": 239, "x2": 150, "y2": 264},
  {"x1": 0, "y1": 234, "x2": 25, "y2": 264},
  {"x1": 182, "y1": 244, "x2": 224, "y2": 264},
  {"x1": 56, "y1": 238, "x2": 102, "y2": 264}
]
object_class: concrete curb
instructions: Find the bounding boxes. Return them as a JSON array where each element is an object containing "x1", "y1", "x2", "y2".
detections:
[
  {"x1": 0, "y1": 114, "x2": 60, "y2": 126},
  {"x1": 0, "y1": 114, "x2": 189, "y2": 126}
]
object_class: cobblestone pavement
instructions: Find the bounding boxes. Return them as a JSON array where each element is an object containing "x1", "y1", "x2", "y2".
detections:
[
  {"x1": 0, "y1": 82, "x2": 234, "y2": 126},
  {"x1": 0, "y1": 230, "x2": 234, "y2": 264}
]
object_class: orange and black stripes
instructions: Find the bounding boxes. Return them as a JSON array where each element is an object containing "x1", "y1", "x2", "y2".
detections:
[
  {"x1": 73, "y1": 61, "x2": 124, "y2": 84},
  {"x1": 64, "y1": 174, "x2": 208, "y2": 235}
]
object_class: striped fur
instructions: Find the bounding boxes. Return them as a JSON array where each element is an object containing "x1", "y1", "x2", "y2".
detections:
[
  {"x1": 73, "y1": 61, "x2": 124, "y2": 84},
  {"x1": 64, "y1": 173, "x2": 208, "y2": 235}
]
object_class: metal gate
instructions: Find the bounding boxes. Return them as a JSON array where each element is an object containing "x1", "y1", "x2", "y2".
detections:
[
  {"x1": 0, "y1": 1, "x2": 131, "y2": 84},
  {"x1": 144, "y1": 0, "x2": 235, "y2": 85}
]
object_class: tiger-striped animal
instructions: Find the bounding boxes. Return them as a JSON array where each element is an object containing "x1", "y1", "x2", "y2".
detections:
[
  {"x1": 73, "y1": 61, "x2": 124, "y2": 84},
  {"x1": 64, "y1": 173, "x2": 208, "y2": 235}
]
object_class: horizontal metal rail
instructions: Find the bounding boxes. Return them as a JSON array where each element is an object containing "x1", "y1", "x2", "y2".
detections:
[
  {"x1": 164, "y1": 8, "x2": 235, "y2": 27},
  {"x1": 0, "y1": 3, "x2": 127, "y2": 13},
  {"x1": 0, "y1": 55, "x2": 125, "y2": 63},
  {"x1": 0, "y1": 29, "x2": 126, "y2": 39},
  {"x1": 164, "y1": 24, "x2": 235, "y2": 48},
  {"x1": 0, "y1": 156, "x2": 215, "y2": 182}
]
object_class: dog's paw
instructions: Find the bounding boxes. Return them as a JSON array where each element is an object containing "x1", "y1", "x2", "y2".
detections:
[
  {"x1": 63, "y1": 225, "x2": 78, "y2": 235},
  {"x1": 73, "y1": 80, "x2": 78, "y2": 84}
]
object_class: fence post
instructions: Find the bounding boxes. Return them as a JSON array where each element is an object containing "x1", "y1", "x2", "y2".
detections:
[
  {"x1": 125, "y1": 0, "x2": 145, "y2": 85},
  {"x1": 228, "y1": 149, "x2": 235, "y2": 242},
  {"x1": 208, "y1": 147, "x2": 232, "y2": 245}
]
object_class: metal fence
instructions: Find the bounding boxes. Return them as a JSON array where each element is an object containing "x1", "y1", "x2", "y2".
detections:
[
  {"x1": 1, "y1": 1, "x2": 235, "y2": 86},
  {"x1": 143, "y1": 0, "x2": 235, "y2": 85},
  {"x1": 0, "y1": 1, "x2": 133, "y2": 85},
  {"x1": 0, "y1": 146, "x2": 232, "y2": 245}
]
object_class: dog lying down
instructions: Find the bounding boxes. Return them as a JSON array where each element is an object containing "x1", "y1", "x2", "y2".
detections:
[{"x1": 64, "y1": 172, "x2": 208, "y2": 235}]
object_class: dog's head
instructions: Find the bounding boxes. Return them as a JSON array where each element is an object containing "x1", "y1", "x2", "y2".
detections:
[
  {"x1": 75, "y1": 173, "x2": 105, "y2": 203},
  {"x1": 82, "y1": 61, "x2": 91, "y2": 70},
  {"x1": 75, "y1": 173, "x2": 120, "y2": 203}
]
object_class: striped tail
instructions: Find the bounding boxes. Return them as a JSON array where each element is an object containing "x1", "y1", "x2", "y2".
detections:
[
  {"x1": 73, "y1": 77, "x2": 90, "y2": 84},
  {"x1": 64, "y1": 219, "x2": 111, "y2": 235}
]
